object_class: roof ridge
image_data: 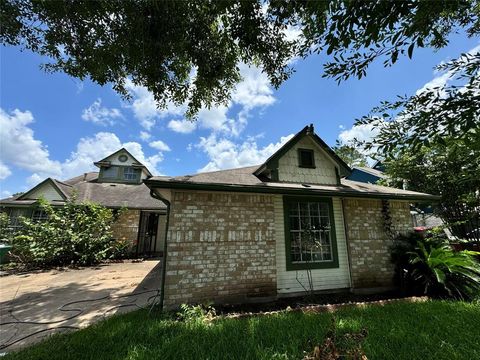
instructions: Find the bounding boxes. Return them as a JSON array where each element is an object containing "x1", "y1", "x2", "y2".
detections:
[
  {"x1": 185, "y1": 164, "x2": 261, "y2": 177},
  {"x1": 53, "y1": 179, "x2": 73, "y2": 187}
]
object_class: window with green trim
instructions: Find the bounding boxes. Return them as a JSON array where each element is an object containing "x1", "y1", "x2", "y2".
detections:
[
  {"x1": 124, "y1": 167, "x2": 139, "y2": 181},
  {"x1": 102, "y1": 166, "x2": 118, "y2": 178},
  {"x1": 284, "y1": 197, "x2": 339, "y2": 270}
]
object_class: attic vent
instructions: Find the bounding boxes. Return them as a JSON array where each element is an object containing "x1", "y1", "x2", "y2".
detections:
[{"x1": 118, "y1": 154, "x2": 128, "y2": 162}]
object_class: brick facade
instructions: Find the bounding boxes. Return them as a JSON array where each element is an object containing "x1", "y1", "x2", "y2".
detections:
[
  {"x1": 164, "y1": 190, "x2": 277, "y2": 306},
  {"x1": 343, "y1": 199, "x2": 412, "y2": 288},
  {"x1": 111, "y1": 209, "x2": 141, "y2": 247}
]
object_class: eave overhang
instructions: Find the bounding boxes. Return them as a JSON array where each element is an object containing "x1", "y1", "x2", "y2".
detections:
[{"x1": 144, "y1": 179, "x2": 441, "y2": 202}]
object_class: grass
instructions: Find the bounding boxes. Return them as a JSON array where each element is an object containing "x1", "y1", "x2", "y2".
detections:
[{"x1": 5, "y1": 300, "x2": 480, "y2": 360}]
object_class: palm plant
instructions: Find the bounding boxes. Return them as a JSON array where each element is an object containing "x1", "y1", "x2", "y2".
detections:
[
  {"x1": 409, "y1": 242, "x2": 480, "y2": 300},
  {"x1": 391, "y1": 231, "x2": 480, "y2": 300}
]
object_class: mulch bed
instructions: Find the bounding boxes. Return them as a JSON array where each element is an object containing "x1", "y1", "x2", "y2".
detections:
[{"x1": 215, "y1": 292, "x2": 428, "y2": 318}]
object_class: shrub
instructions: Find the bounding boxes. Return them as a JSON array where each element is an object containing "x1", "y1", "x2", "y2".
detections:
[
  {"x1": 391, "y1": 230, "x2": 480, "y2": 300},
  {"x1": 10, "y1": 198, "x2": 126, "y2": 267},
  {"x1": 0, "y1": 212, "x2": 14, "y2": 243},
  {"x1": 176, "y1": 303, "x2": 216, "y2": 324}
]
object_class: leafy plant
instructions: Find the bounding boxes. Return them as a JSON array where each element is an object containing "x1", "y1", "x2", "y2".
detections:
[
  {"x1": 391, "y1": 231, "x2": 480, "y2": 300},
  {"x1": 176, "y1": 303, "x2": 216, "y2": 324},
  {"x1": 2, "y1": 1, "x2": 478, "y2": 118},
  {"x1": 332, "y1": 140, "x2": 368, "y2": 168},
  {"x1": 0, "y1": 212, "x2": 14, "y2": 243},
  {"x1": 10, "y1": 198, "x2": 126, "y2": 267},
  {"x1": 379, "y1": 138, "x2": 480, "y2": 240}
]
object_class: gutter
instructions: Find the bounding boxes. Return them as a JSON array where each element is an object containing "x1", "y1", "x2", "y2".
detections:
[
  {"x1": 144, "y1": 179, "x2": 441, "y2": 202},
  {"x1": 341, "y1": 198, "x2": 354, "y2": 291},
  {"x1": 149, "y1": 189, "x2": 171, "y2": 312}
]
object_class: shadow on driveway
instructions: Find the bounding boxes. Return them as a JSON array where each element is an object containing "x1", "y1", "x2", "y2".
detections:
[{"x1": 0, "y1": 260, "x2": 162, "y2": 352}]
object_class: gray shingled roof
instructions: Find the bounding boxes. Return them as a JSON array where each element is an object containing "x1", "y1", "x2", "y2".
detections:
[
  {"x1": 0, "y1": 172, "x2": 166, "y2": 210},
  {"x1": 146, "y1": 165, "x2": 439, "y2": 201}
]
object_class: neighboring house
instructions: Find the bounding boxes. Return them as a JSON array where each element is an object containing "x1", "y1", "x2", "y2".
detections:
[
  {"x1": 144, "y1": 125, "x2": 439, "y2": 307},
  {"x1": 0, "y1": 148, "x2": 166, "y2": 257},
  {"x1": 347, "y1": 162, "x2": 386, "y2": 184},
  {"x1": 346, "y1": 162, "x2": 445, "y2": 230}
]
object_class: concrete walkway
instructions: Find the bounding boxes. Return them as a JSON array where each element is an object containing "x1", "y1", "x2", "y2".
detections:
[{"x1": 0, "y1": 260, "x2": 161, "y2": 352}]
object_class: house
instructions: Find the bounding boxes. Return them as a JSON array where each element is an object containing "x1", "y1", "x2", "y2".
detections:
[
  {"x1": 0, "y1": 148, "x2": 166, "y2": 257},
  {"x1": 144, "y1": 125, "x2": 439, "y2": 308},
  {"x1": 347, "y1": 163, "x2": 386, "y2": 184}
]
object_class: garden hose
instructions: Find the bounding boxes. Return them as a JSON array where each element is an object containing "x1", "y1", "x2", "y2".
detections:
[{"x1": 0, "y1": 288, "x2": 161, "y2": 351}]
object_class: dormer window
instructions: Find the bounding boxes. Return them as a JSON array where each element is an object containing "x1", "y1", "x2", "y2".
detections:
[
  {"x1": 124, "y1": 167, "x2": 139, "y2": 181},
  {"x1": 298, "y1": 148, "x2": 315, "y2": 168},
  {"x1": 102, "y1": 166, "x2": 118, "y2": 178}
]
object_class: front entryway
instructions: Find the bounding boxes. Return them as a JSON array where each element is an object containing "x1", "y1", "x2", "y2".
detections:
[{"x1": 136, "y1": 211, "x2": 165, "y2": 257}]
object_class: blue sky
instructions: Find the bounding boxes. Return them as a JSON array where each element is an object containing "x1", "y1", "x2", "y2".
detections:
[{"x1": 0, "y1": 32, "x2": 478, "y2": 197}]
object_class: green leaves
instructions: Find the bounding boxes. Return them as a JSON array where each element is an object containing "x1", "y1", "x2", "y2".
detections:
[
  {"x1": 8, "y1": 198, "x2": 125, "y2": 268},
  {"x1": 392, "y1": 231, "x2": 480, "y2": 300},
  {"x1": 1, "y1": 1, "x2": 479, "y2": 116}
]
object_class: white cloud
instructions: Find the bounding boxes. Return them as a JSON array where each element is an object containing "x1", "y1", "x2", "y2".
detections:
[
  {"x1": 416, "y1": 43, "x2": 480, "y2": 95},
  {"x1": 196, "y1": 133, "x2": 294, "y2": 173},
  {"x1": 26, "y1": 173, "x2": 43, "y2": 187},
  {"x1": 60, "y1": 132, "x2": 165, "y2": 179},
  {"x1": 125, "y1": 62, "x2": 276, "y2": 137},
  {"x1": 167, "y1": 119, "x2": 197, "y2": 134},
  {"x1": 124, "y1": 79, "x2": 186, "y2": 130},
  {"x1": 0, "y1": 161, "x2": 12, "y2": 180},
  {"x1": 122, "y1": 141, "x2": 164, "y2": 174},
  {"x1": 139, "y1": 131, "x2": 151, "y2": 141},
  {"x1": 25, "y1": 132, "x2": 165, "y2": 185},
  {"x1": 338, "y1": 121, "x2": 381, "y2": 146},
  {"x1": 149, "y1": 140, "x2": 171, "y2": 152},
  {"x1": 0, "y1": 107, "x2": 166, "y2": 189},
  {"x1": 1, "y1": 190, "x2": 12, "y2": 198},
  {"x1": 232, "y1": 63, "x2": 276, "y2": 111},
  {"x1": 0, "y1": 108, "x2": 62, "y2": 177},
  {"x1": 81, "y1": 98, "x2": 123, "y2": 126}
]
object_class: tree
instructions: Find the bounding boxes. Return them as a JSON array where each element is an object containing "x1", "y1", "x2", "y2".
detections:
[
  {"x1": 1, "y1": 0, "x2": 478, "y2": 118},
  {"x1": 332, "y1": 140, "x2": 368, "y2": 168},
  {"x1": 381, "y1": 137, "x2": 480, "y2": 240},
  {"x1": 358, "y1": 51, "x2": 480, "y2": 153}
]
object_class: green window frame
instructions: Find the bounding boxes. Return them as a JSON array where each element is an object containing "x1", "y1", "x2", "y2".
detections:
[
  {"x1": 123, "y1": 167, "x2": 139, "y2": 181},
  {"x1": 283, "y1": 196, "x2": 339, "y2": 271},
  {"x1": 298, "y1": 148, "x2": 316, "y2": 168}
]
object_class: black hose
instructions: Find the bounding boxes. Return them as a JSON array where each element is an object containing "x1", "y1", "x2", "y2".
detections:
[{"x1": 0, "y1": 289, "x2": 160, "y2": 350}]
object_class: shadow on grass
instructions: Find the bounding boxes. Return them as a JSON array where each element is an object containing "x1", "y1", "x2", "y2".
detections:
[
  {"x1": 4, "y1": 310, "x2": 331, "y2": 360},
  {"x1": 5, "y1": 300, "x2": 480, "y2": 360}
]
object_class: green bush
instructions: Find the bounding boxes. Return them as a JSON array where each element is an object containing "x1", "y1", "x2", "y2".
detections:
[
  {"x1": 0, "y1": 212, "x2": 14, "y2": 243},
  {"x1": 10, "y1": 198, "x2": 128, "y2": 267},
  {"x1": 391, "y1": 230, "x2": 480, "y2": 300}
]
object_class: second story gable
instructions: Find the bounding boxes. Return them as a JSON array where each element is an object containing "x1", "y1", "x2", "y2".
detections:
[
  {"x1": 255, "y1": 125, "x2": 351, "y2": 185},
  {"x1": 94, "y1": 148, "x2": 152, "y2": 184}
]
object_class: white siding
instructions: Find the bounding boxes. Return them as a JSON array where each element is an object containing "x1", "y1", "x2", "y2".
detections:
[
  {"x1": 277, "y1": 136, "x2": 338, "y2": 184},
  {"x1": 105, "y1": 150, "x2": 139, "y2": 166},
  {"x1": 25, "y1": 182, "x2": 64, "y2": 201},
  {"x1": 274, "y1": 195, "x2": 351, "y2": 294}
]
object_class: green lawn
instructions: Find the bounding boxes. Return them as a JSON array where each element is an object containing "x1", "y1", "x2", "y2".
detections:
[{"x1": 5, "y1": 300, "x2": 480, "y2": 360}]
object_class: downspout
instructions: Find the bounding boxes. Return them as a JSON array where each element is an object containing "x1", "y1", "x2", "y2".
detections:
[
  {"x1": 150, "y1": 189, "x2": 170, "y2": 312},
  {"x1": 341, "y1": 198, "x2": 354, "y2": 291}
]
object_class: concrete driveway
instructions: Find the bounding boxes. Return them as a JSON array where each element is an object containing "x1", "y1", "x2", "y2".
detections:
[{"x1": 0, "y1": 260, "x2": 161, "y2": 352}]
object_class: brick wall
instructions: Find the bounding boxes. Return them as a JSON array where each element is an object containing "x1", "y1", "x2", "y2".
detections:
[
  {"x1": 343, "y1": 199, "x2": 412, "y2": 289},
  {"x1": 164, "y1": 190, "x2": 277, "y2": 306},
  {"x1": 111, "y1": 209, "x2": 141, "y2": 247}
]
